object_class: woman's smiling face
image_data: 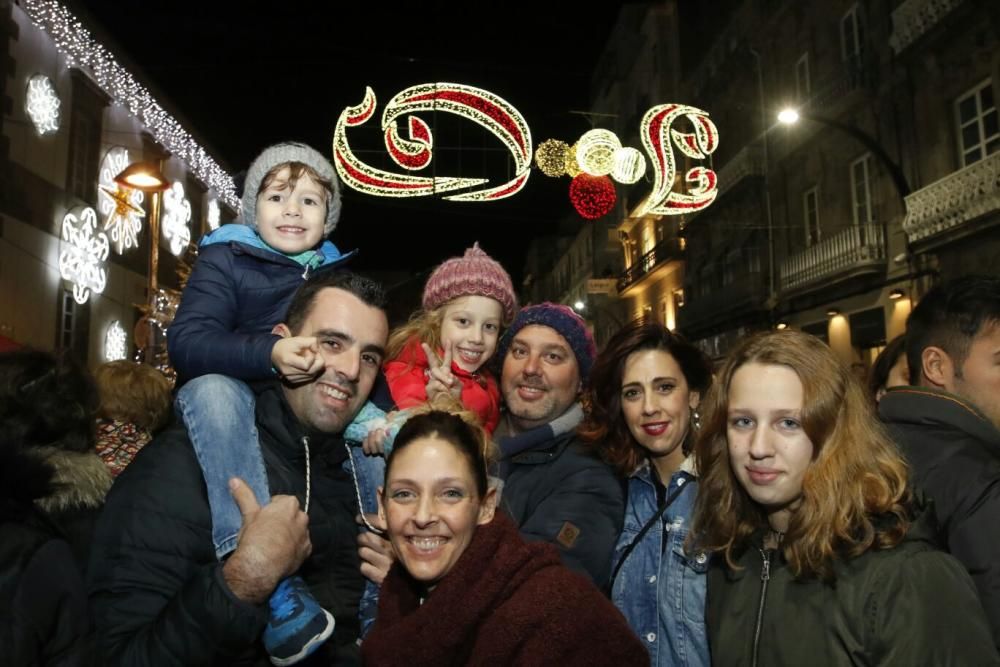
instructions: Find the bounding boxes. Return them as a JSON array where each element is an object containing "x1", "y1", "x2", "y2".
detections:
[{"x1": 379, "y1": 434, "x2": 495, "y2": 589}]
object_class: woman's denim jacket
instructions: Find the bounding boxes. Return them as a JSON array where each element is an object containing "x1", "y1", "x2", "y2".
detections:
[{"x1": 611, "y1": 457, "x2": 709, "y2": 667}]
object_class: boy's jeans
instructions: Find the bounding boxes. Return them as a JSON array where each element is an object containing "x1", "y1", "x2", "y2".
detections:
[
  {"x1": 177, "y1": 374, "x2": 385, "y2": 636},
  {"x1": 177, "y1": 374, "x2": 267, "y2": 559}
]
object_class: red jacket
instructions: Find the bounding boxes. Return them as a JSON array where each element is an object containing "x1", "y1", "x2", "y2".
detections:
[
  {"x1": 384, "y1": 338, "x2": 501, "y2": 433},
  {"x1": 362, "y1": 511, "x2": 648, "y2": 666}
]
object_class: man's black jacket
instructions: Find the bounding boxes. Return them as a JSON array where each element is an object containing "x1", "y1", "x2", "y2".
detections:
[{"x1": 88, "y1": 384, "x2": 363, "y2": 666}]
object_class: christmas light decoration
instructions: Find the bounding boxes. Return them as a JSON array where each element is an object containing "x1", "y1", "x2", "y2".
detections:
[
  {"x1": 25, "y1": 74, "x2": 60, "y2": 135},
  {"x1": 162, "y1": 182, "x2": 191, "y2": 256},
  {"x1": 569, "y1": 174, "x2": 616, "y2": 219},
  {"x1": 636, "y1": 103, "x2": 719, "y2": 216},
  {"x1": 98, "y1": 147, "x2": 145, "y2": 254},
  {"x1": 565, "y1": 142, "x2": 582, "y2": 178},
  {"x1": 535, "y1": 139, "x2": 568, "y2": 177},
  {"x1": 58, "y1": 206, "x2": 108, "y2": 304},
  {"x1": 206, "y1": 199, "x2": 220, "y2": 231},
  {"x1": 333, "y1": 83, "x2": 532, "y2": 201},
  {"x1": 104, "y1": 320, "x2": 128, "y2": 361},
  {"x1": 611, "y1": 146, "x2": 646, "y2": 184},
  {"x1": 576, "y1": 129, "x2": 620, "y2": 177},
  {"x1": 21, "y1": 1, "x2": 237, "y2": 208}
]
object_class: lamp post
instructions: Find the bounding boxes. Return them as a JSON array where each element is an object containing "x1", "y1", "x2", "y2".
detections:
[
  {"x1": 113, "y1": 161, "x2": 169, "y2": 365},
  {"x1": 777, "y1": 107, "x2": 910, "y2": 204}
]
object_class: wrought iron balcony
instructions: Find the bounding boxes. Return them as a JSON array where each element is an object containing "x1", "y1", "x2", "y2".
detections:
[
  {"x1": 902, "y1": 150, "x2": 1000, "y2": 244},
  {"x1": 617, "y1": 238, "x2": 683, "y2": 293},
  {"x1": 890, "y1": 0, "x2": 965, "y2": 54},
  {"x1": 779, "y1": 223, "x2": 885, "y2": 292}
]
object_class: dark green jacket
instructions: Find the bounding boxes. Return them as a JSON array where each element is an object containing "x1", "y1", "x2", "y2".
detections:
[{"x1": 705, "y1": 508, "x2": 999, "y2": 666}]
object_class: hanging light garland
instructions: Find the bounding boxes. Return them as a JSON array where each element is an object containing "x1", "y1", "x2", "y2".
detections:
[
  {"x1": 535, "y1": 139, "x2": 568, "y2": 177},
  {"x1": 569, "y1": 173, "x2": 616, "y2": 219},
  {"x1": 21, "y1": 1, "x2": 238, "y2": 208}
]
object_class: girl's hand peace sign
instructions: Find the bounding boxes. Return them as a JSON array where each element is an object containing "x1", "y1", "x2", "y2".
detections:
[{"x1": 422, "y1": 342, "x2": 462, "y2": 401}]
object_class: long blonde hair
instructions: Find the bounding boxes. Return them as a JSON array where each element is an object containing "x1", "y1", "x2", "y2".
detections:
[
  {"x1": 691, "y1": 330, "x2": 911, "y2": 580},
  {"x1": 385, "y1": 306, "x2": 446, "y2": 362}
]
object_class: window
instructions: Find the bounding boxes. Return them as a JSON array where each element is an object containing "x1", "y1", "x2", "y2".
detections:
[
  {"x1": 59, "y1": 290, "x2": 76, "y2": 351},
  {"x1": 795, "y1": 53, "x2": 810, "y2": 101},
  {"x1": 841, "y1": 4, "x2": 863, "y2": 61},
  {"x1": 850, "y1": 154, "x2": 873, "y2": 225},
  {"x1": 955, "y1": 80, "x2": 999, "y2": 167},
  {"x1": 803, "y1": 187, "x2": 820, "y2": 246}
]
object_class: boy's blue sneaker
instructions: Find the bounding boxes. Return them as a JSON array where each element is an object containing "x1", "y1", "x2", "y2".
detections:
[{"x1": 263, "y1": 575, "x2": 335, "y2": 666}]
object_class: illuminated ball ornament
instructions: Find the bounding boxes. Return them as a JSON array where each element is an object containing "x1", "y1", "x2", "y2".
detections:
[
  {"x1": 564, "y1": 142, "x2": 583, "y2": 178},
  {"x1": 611, "y1": 147, "x2": 647, "y2": 184},
  {"x1": 25, "y1": 74, "x2": 60, "y2": 135},
  {"x1": 535, "y1": 139, "x2": 568, "y2": 177},
  {"x1": 569, "y1": 174, "x2": 617, "y2": 219},
  {"x1": 576, "y1": 129, "x2": 621, "y2": 177}
]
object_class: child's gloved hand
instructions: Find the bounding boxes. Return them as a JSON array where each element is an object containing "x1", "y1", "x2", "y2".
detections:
[
  {"x1": 271, "y1": 336, "x2": 324, "y2": 383},
  {"x1": 423, "y1": 342, "x2": 462, "y2": 401}
]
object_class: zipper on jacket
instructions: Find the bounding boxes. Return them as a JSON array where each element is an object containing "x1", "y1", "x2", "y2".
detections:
[
  {"x1": 302, "y1": 264, "x2": 311, "y2": 280},
  {"x1": 302, "y1": 436, "x2": 312, "y2": 514},
  {"x1": 751, "y1": 548, "x2": 771, "y2": 667}
]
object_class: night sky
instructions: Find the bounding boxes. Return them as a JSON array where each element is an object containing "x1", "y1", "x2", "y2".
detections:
[{"x1": 79, "y1": 0, "x2": 638, "y2": 285}]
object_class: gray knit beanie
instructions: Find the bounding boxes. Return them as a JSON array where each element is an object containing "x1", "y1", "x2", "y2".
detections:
[{"x1": 240, "y1": 142, "x2": 342, "y2": 236}]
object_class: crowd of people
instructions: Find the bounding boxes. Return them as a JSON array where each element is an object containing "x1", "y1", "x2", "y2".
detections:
[{"x1": 2, "y1": 141, "x2": 998, "y2": 666}]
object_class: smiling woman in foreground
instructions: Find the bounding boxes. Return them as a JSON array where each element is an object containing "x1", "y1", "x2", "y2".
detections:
[
  {"x1": 362, "y1": 403, "x2": 648, "y2": 666},
  {"x1": 691, "y1": 330, "x2": 999, "y2": 665}
]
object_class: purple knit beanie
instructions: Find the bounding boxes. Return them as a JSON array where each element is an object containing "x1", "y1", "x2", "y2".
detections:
[
  {"x1": 422, "y1": 243, "x2": 518, "y2": 322},
  {"x1": 495, "y1": 302, "x2": 597, "y2": 380}
]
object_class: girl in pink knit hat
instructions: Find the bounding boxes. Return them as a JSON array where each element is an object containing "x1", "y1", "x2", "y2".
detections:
[{"x1": 382, "y1": 243, "x2": 518, "y2": 434}]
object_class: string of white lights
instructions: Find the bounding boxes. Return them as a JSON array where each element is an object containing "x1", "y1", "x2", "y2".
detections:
[{"x1": 21, "y1": 0, "x2": 238, "y2": 209}]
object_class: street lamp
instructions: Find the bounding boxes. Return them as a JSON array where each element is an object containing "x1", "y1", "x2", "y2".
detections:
[
  {"x1": 776, "y1": 106, "x2": 910, "y2": 203},
  {"x1": 114, "y1": 161, "x2": 169, "y2": 364}
]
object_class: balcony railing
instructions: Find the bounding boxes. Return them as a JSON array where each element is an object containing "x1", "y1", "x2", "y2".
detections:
[
  {"x1": 779, "y1": 223, "x2": 885, "y2": 292},
  {"x1": 902, "y1": 150, "x2": 1000, "y2": 244},
  {"x1": 617, "y1": 238, "x2": 683, "y2": 293},
  {"x1": 890, "y1": 0, "x2": 965, "y2": 54}
]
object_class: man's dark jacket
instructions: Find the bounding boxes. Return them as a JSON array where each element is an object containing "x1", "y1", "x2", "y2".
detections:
[
  {"x1": 880, "y1": 386, "x2": 1000, "y2": 648},
  {"x1": 497, "y1": 409, "x2": 625, "y2": 588},
  {"x1": 88, "y1": 384, "x2": 363, "y2": 666}
]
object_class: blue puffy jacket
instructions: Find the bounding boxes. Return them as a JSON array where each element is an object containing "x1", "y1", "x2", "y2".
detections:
[{"x1": 167, "y1": 225, "x2": 356, "y2": 383}]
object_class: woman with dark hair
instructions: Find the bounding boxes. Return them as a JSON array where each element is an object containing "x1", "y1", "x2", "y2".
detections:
[
  {"x1": 0, "y1": 349, "x2": 110, "y2": 665},
  {"x1": 579, "y1": 319, "x2": 712, "y2": 667},
  {"x1": 362, "y1": 400, "x2": 648, "y2": 666},
  {"x1": 867, "y1": 334, "x2": 909, "y2": 404},
  {"x1": 691, "y1": 330, "x2": 998, "y2": 664}
]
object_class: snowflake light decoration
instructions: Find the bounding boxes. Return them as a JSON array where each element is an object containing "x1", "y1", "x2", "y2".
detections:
[
  {"x1": 98, "y1": 147, "x2": 145, "y2": 254},
  {"x1": 104, "y1": 320, "x2": 128, "y2": 361},
  {"x1": 162, "y1": 182, "x2": 191, "y2": 256},
  {"x1": 58, "y1": 206, "x2": 109, "y2": 304},
  {"x1": 25, "y1": 74, "x2": 60, "y2": 135}
]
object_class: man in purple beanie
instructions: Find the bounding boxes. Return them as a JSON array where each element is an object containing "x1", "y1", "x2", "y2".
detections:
[{"x1": 493, "y1": 303, "x2": 624, "y2": 587}]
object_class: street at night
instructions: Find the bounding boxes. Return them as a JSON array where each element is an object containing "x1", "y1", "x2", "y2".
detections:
[{"x1": 2, "y1": 1, "x2": 1000, "y2": 665}]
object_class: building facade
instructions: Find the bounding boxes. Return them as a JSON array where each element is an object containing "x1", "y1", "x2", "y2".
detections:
[{"x1": 0, "y1": 0, "x2": 237, "y2": 369}]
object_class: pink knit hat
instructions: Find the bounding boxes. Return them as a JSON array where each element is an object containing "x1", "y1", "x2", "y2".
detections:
[{"x1": 422, "y1": 243, "x2": 518, "y2": 322}]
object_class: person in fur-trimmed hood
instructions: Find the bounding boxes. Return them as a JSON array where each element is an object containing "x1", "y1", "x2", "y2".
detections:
[{"x1": 0, "y1": 349, "x2": 112, "y2": 664}]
